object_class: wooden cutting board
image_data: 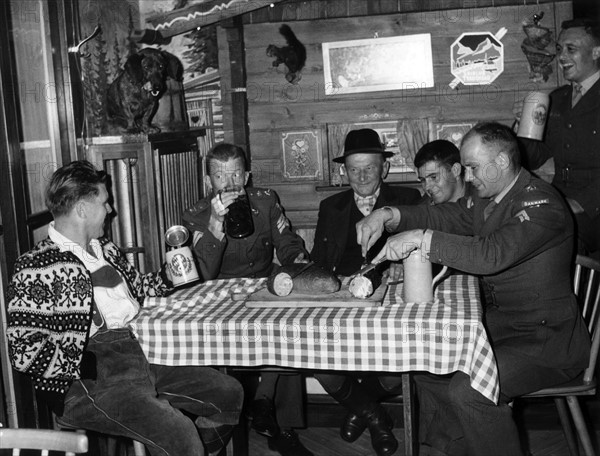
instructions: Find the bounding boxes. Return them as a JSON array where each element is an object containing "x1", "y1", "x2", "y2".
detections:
[{"x1": 238, "y1": 283, "x2": 388, "y2": 308}]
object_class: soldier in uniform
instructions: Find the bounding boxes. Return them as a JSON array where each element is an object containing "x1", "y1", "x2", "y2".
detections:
[
  {"x1": 356, "y1": 123, "x2": 591, "y2": 456},
  {"x1": 517, "y1": 18, "x2": 600, "y2": 255},
  {"x1": 183, "y1": 143, "x2": 312, "y2": 456}
]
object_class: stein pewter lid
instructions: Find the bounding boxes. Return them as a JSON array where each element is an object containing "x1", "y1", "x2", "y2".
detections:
[{"x1": 165, "y1": 225, "x2": 189, "y2": 247}]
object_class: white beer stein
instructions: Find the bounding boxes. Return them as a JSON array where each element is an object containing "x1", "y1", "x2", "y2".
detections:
[
  {"x1": 402, "y1": 248, "x2": 448, "y2": 303},
  {"x1": 165, "y1": 225, "x2": 200, "y2": 287}
]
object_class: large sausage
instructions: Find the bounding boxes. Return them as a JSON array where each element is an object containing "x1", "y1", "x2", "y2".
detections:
[{"x1": 267, "y1": 264, "x2": 341, "y2": 296}]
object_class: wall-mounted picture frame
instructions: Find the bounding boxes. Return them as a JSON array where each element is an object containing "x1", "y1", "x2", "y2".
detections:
[
  {"x1": 352, "y1": 121, "x2": 418, "y2": 178},
  {"x1": 322, "y1": 34, "x2": 434, "y2": 95},
  {"x1": 433, "y1": 122, "x2": 476, "y2": 148},
  {"x1": 281, "y1": 130, "x2": 323, "y2": 181}
]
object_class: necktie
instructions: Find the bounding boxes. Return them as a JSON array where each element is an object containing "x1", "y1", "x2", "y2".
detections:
[
  {"x1": 572, "y1": 83, "x2": 583, "y2": 107},
  {"x1": 483, "y1": 200, "x2": 497, "y2": 221}
]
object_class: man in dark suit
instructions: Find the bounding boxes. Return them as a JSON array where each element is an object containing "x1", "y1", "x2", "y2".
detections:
[
  {"x1": 518, "y1": 18, "x2": 600, "y2": 255},
  {"x1": 357, "y1": 122, "x2": 591, "y2": 456},
  {"x1": 311, "y1": 128, "x2": 421, "y2": 456}
]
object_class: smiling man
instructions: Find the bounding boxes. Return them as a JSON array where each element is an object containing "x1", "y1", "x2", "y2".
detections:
[
  {"x1": 414, "y1": 140, "x2": 466, "y2": 205},
  {"x1": 519, "y1": 18, "x2": 600, "y2": 255},
  {"x1": 355, "y1": 122, "x2": 590, "y2": 456}
]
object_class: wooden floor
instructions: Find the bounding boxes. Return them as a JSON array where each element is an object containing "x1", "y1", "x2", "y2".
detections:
[{"x1": 247, "y1": 398, "x2": 600, "y2": 456}]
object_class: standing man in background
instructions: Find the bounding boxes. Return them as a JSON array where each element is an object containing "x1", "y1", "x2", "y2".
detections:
[{"x1": 518, "y1": 18, "x2": 600, "y2": 256}]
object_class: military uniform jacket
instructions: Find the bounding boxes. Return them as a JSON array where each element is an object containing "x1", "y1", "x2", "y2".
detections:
[
  {"x1": 395, "y1": 170, "x2": 590, "y2": 369},
  {"x1": 311, "y1": 183, "x2": 421, "y2": 273},
  {"x1": 522, "y1": 79, "x2": 600, "y2": 220},
  {"x1": 183, "y1": 187, "x2": 308, "y2": 280}
]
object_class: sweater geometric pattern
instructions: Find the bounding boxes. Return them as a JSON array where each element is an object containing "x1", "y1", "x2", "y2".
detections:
[{"x1": 7, "y1": 237, "x2": 169, "y2": 396}]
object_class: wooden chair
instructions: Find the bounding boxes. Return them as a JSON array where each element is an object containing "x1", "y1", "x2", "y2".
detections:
[
  {"x1": 522, "y1": 254, "x2": 600, "y2": 456},
  {"x1": 0, "y1": 428, "x2": 88, "y2": 455}
]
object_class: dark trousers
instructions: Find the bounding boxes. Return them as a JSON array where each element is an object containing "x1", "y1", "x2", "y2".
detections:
[
  {"x1": 314, "y1": 372, "x2": 403, "y2": 412},
  {"x1": 57, "y1": 328, "x2": 243, "y2": 456},
  {"x1": 415, "y1": 348, "x2": 581, "y2": 456}
]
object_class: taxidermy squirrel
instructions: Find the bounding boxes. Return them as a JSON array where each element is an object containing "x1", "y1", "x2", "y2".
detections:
[{"x1": 266, "y1": 24, "x2": 306, "y2": 84}]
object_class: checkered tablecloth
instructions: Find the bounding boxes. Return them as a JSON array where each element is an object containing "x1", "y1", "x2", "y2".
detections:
[{"x1": 130, "y1": 274, "x2": 499, "y2": 403}]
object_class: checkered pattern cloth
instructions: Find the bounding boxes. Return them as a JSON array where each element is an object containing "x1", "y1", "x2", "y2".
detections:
[{"x1": 130, "y1": 273, "x2": 499, "y2": 403}]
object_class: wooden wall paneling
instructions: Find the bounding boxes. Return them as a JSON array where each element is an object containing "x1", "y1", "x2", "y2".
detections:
[{"x1": 239, "y1": 2, "x2": 571, "y2": 222}]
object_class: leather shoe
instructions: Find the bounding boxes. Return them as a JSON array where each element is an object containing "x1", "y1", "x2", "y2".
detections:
[
  {"x1": 249, "y1": 397, "x2": 279, "y2": 437},
  {"x1": 340, "y1": 410, "x2": 369, "y2": 442},
  {"x1": 268, "y1": 429, "x2": 314, "y2": 456},
  {"x1": 367, "y1": 406, "x2": 398, "y2": 456}
]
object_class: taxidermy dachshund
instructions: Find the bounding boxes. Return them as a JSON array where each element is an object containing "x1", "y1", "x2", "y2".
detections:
[
  {"x1": 266, "y1": 24, "x2": 306, "y2": 84},
  {"x1": 107, "y1": 48, "x2": 183, "y2": 134}
]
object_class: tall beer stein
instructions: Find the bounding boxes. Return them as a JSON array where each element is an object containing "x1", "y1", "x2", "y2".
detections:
[
  {"x1": 517, "y1": 91, "x2": 550, "y2": 141},
  {"x1": 222, "y1": 186, "x2": 254, "y2": 239},
  {"x1": 165, "y1": 225, "x2": 200, "y2": 286},
  {"x1": 402, "y1": 248, "x2": 448, "y2": 303}
]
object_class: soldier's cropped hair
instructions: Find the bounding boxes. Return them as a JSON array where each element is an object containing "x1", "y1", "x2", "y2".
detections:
[
  {"x1": 206, "y1": 143, "x2": 248, "y2": 173},
  {"x1": 561, "y1": 18, "x2": 600, "y2": 45},
  {"x1": 462, "y1": 122, "x2": 521, "y2": 169},
  {"x1": 414, "y1": 140, "x2": 462, "y2": 174},
  {"x1": 45, "y1": 160, "x2": 108, "y2": 217}
]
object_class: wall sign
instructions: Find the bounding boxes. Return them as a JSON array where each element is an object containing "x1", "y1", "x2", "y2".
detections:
[{"x1": 450, "y1": 32, "x2": 504, "y2": 86}]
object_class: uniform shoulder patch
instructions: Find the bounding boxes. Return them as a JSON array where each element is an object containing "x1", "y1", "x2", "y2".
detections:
[{"x1": 522, "y1": 198, "x2": 550, "y2": 208}]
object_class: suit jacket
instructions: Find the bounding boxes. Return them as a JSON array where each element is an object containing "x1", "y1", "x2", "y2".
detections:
[
  {"x1": 521, "y1": 79, "x2": 600, "y2": 219},
  {"x1": 395, "y1": 169, "x2": 590, "y2": 369},
  {"x1": 183, "y1": 187, "x2": 307, "y2": 280},
  {"x1": 311, "y1": 183, "x2": 421, "y2": 273}
]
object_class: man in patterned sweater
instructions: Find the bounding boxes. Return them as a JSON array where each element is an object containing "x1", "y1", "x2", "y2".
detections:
[{"x1": 7, "y1": 161, "x2": 243, "y2": 456}]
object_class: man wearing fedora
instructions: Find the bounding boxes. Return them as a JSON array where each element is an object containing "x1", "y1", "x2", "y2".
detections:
[{"x1": 310, "y1": 128, "x2": 420, "y2": 456}]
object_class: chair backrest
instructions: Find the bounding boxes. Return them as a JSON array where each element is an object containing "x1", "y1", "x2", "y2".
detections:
[
  {"x1": 0, "y1": 428, "x2": 88, "y2": 455},
  {"x1": 573, "y1": 254, "x2": 600, "y2": 384}
]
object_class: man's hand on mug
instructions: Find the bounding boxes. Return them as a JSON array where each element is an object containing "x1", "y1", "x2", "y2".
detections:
[{"x1": 210, "y1": 188, "x2": 239, "y2": 221}]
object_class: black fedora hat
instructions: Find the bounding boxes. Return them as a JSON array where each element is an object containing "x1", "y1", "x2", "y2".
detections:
[{"x1": 333, "y1": 128, "x2": 395, "y2": 163}]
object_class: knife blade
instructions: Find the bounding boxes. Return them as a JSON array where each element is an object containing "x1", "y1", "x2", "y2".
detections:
[{"x1": 352, "y1": 257, "x2": 385, "y2": 277}]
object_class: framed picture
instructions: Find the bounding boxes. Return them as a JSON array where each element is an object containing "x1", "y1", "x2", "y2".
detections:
[
  {"x1": 352, "y1": 122, "x2": 416, "y2": 176},
  {"x1": 281, "y1": 130, "x2": 323, "y2": 181},
  {"x1": 434, "y1": 122, "x2": 475, "y2": 148},
  {"x1": 322, "y1": 34, "x2": 434, "y2": 95}
]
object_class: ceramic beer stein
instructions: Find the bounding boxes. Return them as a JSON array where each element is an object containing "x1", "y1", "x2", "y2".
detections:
[
  {"x1": 402, "y1": 248, "x2": 448, "y2": 303},
  {"x1": 165, "y1": 225, "x2": 200, "y2": 286}
]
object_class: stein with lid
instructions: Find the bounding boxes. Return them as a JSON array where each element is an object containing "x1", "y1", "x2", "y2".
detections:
[{"x1": 165, "y1": 225, "x2": 200, "y2": 286}]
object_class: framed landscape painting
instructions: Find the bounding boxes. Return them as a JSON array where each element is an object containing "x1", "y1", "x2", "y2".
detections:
[{"x1": 322, "y1": 34, "x2": 434, "y2": 95}]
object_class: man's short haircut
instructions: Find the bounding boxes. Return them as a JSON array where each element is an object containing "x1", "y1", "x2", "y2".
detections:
[
  {"x1": 414, "y1": 140, "x2": 461, "y2": 171},
  {"x1": 561, "y1": 18, "x2": 600, "y2": 45},
  {"x1": 45, "y1": 160, "x2": 108, "y2": 217},
  {"x1": 206, "y1": 143, "x2": 247, "y2": 174},
  {"x1": 461, "y1": 122, "x2": 521, "y2": 169}
]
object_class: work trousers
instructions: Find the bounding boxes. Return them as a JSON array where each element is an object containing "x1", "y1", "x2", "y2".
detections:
[{"x1": 57, "y1": 328, "x2": 243, "y2": 456}]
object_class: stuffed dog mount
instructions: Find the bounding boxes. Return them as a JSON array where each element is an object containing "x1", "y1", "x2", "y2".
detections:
[{"x1": 107, "y1": 48, "x2": 184, "y2": 134}]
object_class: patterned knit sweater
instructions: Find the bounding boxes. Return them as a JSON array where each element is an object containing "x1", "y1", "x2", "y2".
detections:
[{"x1": 7, "y1": 237, "x2": 170, "y2": 404}]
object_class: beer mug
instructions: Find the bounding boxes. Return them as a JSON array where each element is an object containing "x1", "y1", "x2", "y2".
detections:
[
  {"x1": 165, "y1": 226, "x2": 200, "y2": 287},
  {"x1": 517, "y1": 91, "x2": 550, "y2": 141},
  {"x1": 402, "y1": 249, "x2": 448, "y2": 303},
  {"x1": 222, "y1": 186, "x2": 254, "y2": 239}
]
